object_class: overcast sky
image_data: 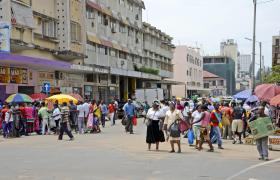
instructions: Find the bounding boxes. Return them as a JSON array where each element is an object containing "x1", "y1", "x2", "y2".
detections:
[{"x1": 143, "y1": 0, "x2": 280, "y2": 68}]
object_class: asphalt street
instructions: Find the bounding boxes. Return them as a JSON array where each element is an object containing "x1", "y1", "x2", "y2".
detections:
[{"x1": 0, "y1": 119, "x2": 280, "y2": 180}]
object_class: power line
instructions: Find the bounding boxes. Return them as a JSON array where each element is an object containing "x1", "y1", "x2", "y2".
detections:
[{"x1": 258, "y1": 0, "x2": 275, "y2": 4}]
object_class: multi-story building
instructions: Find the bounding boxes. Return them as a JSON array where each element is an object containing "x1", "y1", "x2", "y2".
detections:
[
  {"x1": 171, "y1": 46, "x2": 204, "y2": 98},
  {"x1": 272, "y1": 35, "x2": 280, "y2": 66},
  {"x1": 0, "y1": 0, "x2": 87, "y2": 100},
  {"x1": 84, "y1": 0, "x2": 174, "y2": 101},
  {"x1": 203, "y1": 71, "x2": 227, "y2": 96},
  {"x1": 203, "y1": 56, "x2": 235, "y2": 95},
  {"x1": 0, "y1": 0, "x2": 174, "y2": 102},
  {"x1": 220, "y1": 39, "x2": 238, "y2": 79},
  {"x1": 236, "y1": 54, "x2": 251, "y2": 91}
]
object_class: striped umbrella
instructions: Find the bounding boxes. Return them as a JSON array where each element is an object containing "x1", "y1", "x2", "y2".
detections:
[{"x1": 5, "y1": 93, "x2": 33, "y2": 103}]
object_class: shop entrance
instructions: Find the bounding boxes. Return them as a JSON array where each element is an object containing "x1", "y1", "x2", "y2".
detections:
[{"x1": 18, "y1": 86, "x2": 34, "y2": 95}]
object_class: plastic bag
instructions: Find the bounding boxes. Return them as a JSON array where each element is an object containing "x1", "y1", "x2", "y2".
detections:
[
  {"x1": 187, "y1": 129, "x2": 194, "y2": 145},
  {"x1": 132, "y1": 116, "x2": 137, "y2": 126}
]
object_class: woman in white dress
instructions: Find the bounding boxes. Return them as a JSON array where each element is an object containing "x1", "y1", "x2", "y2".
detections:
[
  {"x1": 146, "y1": 101, "x2": 165, "y2": 151},
  {"x1": 164, "y1": 102, "x2": 184, "y2": 153}
]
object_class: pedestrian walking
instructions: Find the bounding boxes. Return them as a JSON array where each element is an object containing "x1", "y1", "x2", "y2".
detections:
[
  {"x1": 38, "y1": 102, "x2": 50, "y2": 135},
  {"x1": 198, "y1": 105, "x2": 214, "y2": 152},
  {"x1": 108, "y1": 101, "x2": 115, "y2": 126},
  {"x1": 210, "y1": 104, "x2": 224, "y2": 149},
  {"x1": 58, "y1": 102, "x2": 74, "y2": 141},
  {"x1": 69, "y1": 100, "x2": 77, "y2": 132},
  {"x1": 123, "y1": 99, "x2": 136, "y2": 134},
  {"x1": 77, "y1": 101, "x2": 85, "y2": 134},
  {"x1": 3, "y1": 105, "x2": 13, "y2": 138},
  {"x1": 191, "y1": 105, "x2": 203, "y2": 149},
  {"x1": 164, "y1": 102, "x2": 183, "y2": 153},
  {"x1": 100, "y1": 100, "x2": 108, "y2": 128},
  {"x1": 146, "y1": 100, "x2": 165, "y2": 151},
  {"x1": 52, "y1": 104, "x2": 61, "y2": 134},
  {"x1": 249, "y1": 106, "x2": 269, "y2": 161},
  {"x1": 232, "y1": 102, "x2": 246, "y2": 144}
]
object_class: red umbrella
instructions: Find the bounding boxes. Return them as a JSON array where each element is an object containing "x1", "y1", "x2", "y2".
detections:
[
  {"x1": 255, "y1": 84, "x2": 280, "y2": 101},
  {"x1": 270, "y1": 94, "x2": 280, "y2": 107},
  {"x1": 69, "y1": 93, "x2": 84, "y2": 102},
  {"x1": 30, "y1": 93, "x2": 48, "y2": 101}
]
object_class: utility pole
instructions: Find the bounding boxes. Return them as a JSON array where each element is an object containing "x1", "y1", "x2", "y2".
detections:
[
  {"x1": 252, "y1": 0, "x2": 257, "y2": 90},
  {"x1": 259, "y1": 42, "x2": 262, "y2": 83}
]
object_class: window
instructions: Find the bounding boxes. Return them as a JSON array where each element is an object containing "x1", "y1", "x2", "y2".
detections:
[
  {"x1": 103, "y1": 15, "x2": 108, "y2": 26},
  {"x1": 86, "y1": 74, "x2": 94, "y2": 82},
  {"x1": 204, "y1": 83, "x2": 209, "y2": 88},
  {"x1": 212, "y1": 81, "x2": 216, "y2": 86},
  {"x1": 42, "y1": 20, "x2": 57, "y2": 38},
  {"x1": 119, "y1": 23, "x2": 126, "y2": 33},
  {"x1": 214, "y1": 58, "x2": 225, "y2": 63},
  {"x1": 119, "y1": 51, "x2": 127, "y2": 59},
  {"x1": 110, "y1": 49, "x2": 117, "y2": 57},
  {"x1": 203, "y1": 58, "x2": 212, "y2": 64},
  {"x1": 86, "y1": 7, "x2": 95, "y2": 19},
  {"x1": 218, "y1": 80, "x2": 224, "y2": 86},
  {"x1": 276, "y1": 39, "x2": 280, "y2": 46},
  {"x1": 128, "y1": 2, "x2": 133, "y2": 11},
  {"x1": 99, "y1": 74, "x2": 108, "y2": 83},
  {"x1": 70, "y1": 22, "x2": 81, "y2": 42},
  {"x1": 98, "y1": 45, "x2": 108, "y2": 55},
  {"x1": 128, "y1": 27, "x2": 133, "y2": 36},
  {"x1": 110, "y1": 19, "x2": 117, "y2": 33},
  {"x1": 111, "y1": 75, "x2": 117, "y2": 84},
  {"x1": 98, "y1": 12, "x2": 102, "y2": 24}
]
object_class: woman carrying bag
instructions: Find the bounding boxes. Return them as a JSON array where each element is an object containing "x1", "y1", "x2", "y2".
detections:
[
  {"x1": 164, "y1": 102, "x2": 184, "y2": 153},
  {"x1": 146, "y1": 100, "x2": 165, "y2": 151}
]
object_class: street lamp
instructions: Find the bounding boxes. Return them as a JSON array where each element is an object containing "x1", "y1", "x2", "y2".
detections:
[
  {"x1": 251, "y1": 0, "x2": 257, "y2": 90},
  {"x1": 245, "y1": 37, "x2": 262, "y2": 84}
]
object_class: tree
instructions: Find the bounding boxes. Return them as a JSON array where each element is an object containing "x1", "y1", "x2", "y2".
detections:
[{"x1": 264, "y1": 65, "x2": 280, "y2": 83}]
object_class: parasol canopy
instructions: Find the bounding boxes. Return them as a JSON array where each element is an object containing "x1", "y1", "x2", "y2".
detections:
[
  {"x1": 233, "y1": 89, "x2": 252, "y2": 100},
  {"x1": 270, "y1": 94, "x2": 280, "y2": 107},
  {"x1": 245, "y1": 95, "x2": 259, "y2": 103},
  {"x1": 5, "y1": 93, "x2": 33, "y2": 103},
  {"x1": 46, "y1": 94, "x2": 78, "y2": 104},
  {"x1": 255, "y1": 84, "x2": 280, "y2": 101},
  {"x1": 30, "y1": 93, "x2": 48, "y2": 101},
  {"x1": 69, "y1": 93, "x2": 83, "y2": 102}
]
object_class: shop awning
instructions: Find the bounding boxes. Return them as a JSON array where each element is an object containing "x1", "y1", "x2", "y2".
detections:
[
  {"x1": 87, "y1": 33, "x2": 101, "y2": 44},
  {"x1": 112, "y1": 43, "x2": 123, "y2": 51},
  {"x1": 0, "y1": 53, "x2": 71, "y2": 70},
  {"x1": 101, "y1": 39, "x2": 113, "y2": 48},
  {"x1": 86, "y1": 0, "x2": 102, "y2": 11}
]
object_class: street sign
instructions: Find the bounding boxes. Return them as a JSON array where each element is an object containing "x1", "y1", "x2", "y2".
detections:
[{"x1": 42, "y1": 82, "x2": 51, "y2": 93}]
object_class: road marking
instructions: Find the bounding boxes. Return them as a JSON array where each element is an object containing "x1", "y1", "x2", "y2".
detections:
[{"x1": 226, "y1": 158, "x2": 280, "y2": 180}]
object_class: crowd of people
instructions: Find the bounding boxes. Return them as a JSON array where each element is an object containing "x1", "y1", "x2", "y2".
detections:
[
  {"x1": 143, "y1": 98, "x2": 277, "y2": 161},
  {"x1": 0, "y1": 96, "x2": 277, "y2": 161},
  {"x1": 0, "y1": 99, "x2": 119, "y2": 140}
]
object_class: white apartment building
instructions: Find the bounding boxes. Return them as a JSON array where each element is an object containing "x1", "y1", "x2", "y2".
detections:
[
  {"x1": 238, "y1": 54, "x2": 251, "y2": 77},
  {"x1": 84, "y1": 0, "x2": 174, "y2": 101},
  {"x1": 171, "y1": 46, "x2": 204, "y2": 98}
]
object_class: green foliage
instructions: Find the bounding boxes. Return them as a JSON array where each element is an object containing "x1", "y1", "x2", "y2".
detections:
[
  {"x1": 134, "y1": 65, "x2": 159, "y2": 75},
  {"x1": 264, "y1": 65, "x2": 280, "y2": 83}
]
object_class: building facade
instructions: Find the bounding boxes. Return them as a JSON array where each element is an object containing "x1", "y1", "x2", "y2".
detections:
[
  {"x1": 203, "y1": 71, "x2": 227, "y2": 97},
  {"x1": 272, "y1": 35, "x2": 280, "y2": 66},
  {"x1": 220, "y1": 39, "x2": 238, "y2": 79},
  {"x1": 171, "y1": 46, "x2": 204, "y2": 98},
  {"x1": 236, "y1": 54, "x2": 251, "y2": 91},
  {"x1": 203, "y1": 56, "x2": 235, "y2": 95},
  {"x1": 0, "y1": 0, "x2": 174, "y2": 102}
]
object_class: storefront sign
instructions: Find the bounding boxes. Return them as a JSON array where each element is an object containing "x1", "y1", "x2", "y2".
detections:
[
  {"x1": 6, "y1": 84, "x2": 17, "y2": 94},
  {"x1": 0, "y1": 66, "x2": 28, "y2": 84},
  {"x1": 71, "y1": 64, "x2": 93, "y2": 72},
  {"x1": 0, "y1": 22, "x2": 10, "y2": 53},
  {"x1": 94, "y1": 67, "x2": 109, "y2": 74}
]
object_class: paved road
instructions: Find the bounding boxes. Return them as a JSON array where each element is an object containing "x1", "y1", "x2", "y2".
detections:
[{"x1": 0, "y1": 119, "x2": 280, "y2": 180}]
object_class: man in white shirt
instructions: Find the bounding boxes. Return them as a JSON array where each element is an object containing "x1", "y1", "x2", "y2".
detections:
[
  {"x1": 77, "y1": 102, "x2": 85, "y2": 134},
  {"x1": 4, "y1": 105, "x2": 13, "y2": 138}
]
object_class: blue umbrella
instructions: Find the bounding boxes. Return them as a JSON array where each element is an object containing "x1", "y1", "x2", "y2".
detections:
[
  {"x1": 233, "y1": 89, "x2": 252, "y2": 100},
  {"x1": 245, "y1": 95, "x2": 259, "y2": 103}
]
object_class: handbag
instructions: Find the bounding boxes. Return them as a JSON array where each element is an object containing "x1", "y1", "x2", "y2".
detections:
[
  {"x1": 179, "y1": 120, "x2": 190, "y2": 133},
  {"x1": 121, "y1": 116, "x2": 127, "y2": 126},
  {"x1": 187, "y1": 128, "x2": 194, "y2": 144},
  {"x1": 169, "y1": 120, "x2": 181, "y2": 138}
]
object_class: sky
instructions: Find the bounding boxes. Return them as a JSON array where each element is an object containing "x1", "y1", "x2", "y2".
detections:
[{"x1": 143, "y1": 0, "x2": 280, "y2": 68}]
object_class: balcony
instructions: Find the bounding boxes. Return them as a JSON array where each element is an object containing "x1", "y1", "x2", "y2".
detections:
[{"x1": 159, "y1": 70, "x2": 173, "y2": 78}]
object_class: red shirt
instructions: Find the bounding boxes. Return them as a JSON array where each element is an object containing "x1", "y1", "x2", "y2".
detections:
[
  {"x1": 1, "y1": 109, "x2": 8, "y2": 121},
  {"x1": 108, "y1": 104, "x2": 115, "y2": 113},
  {"x1": 210, "y1": 110, "x2": 221, "y2": 127},
  {"x1": 19, "y1": 107, "x2": 27, "y2": 119}
]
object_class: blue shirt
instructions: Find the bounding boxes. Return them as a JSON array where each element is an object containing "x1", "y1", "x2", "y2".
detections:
[
  {"x1": 101, "y1": 104, "x2": 108, "y2": 115},
  {"x1": 123, "y1": 103, "x2": 135, "y2": 117}
]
